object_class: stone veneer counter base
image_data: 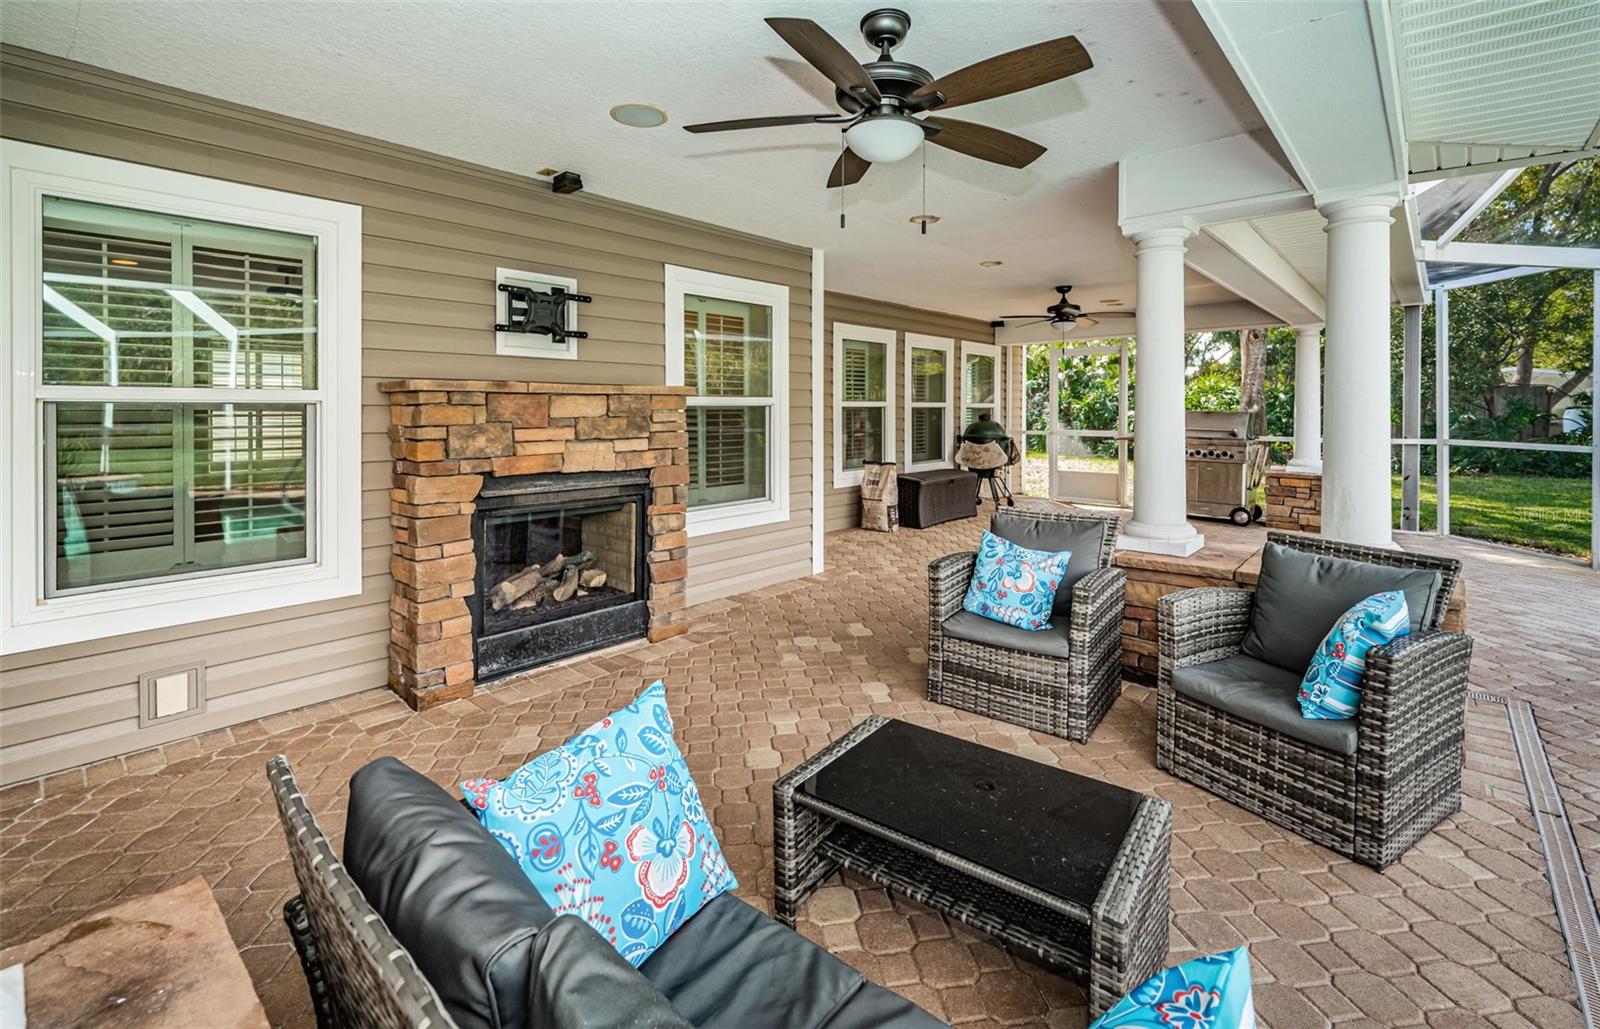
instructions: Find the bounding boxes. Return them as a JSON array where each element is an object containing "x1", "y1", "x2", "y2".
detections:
[{"x1": 380, "y1": 379, "x2": 692, "y2": 710}]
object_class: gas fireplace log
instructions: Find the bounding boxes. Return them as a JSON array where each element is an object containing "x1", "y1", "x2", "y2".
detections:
[
  {"x1": 552, "y1": 566, "x2": 582, "y2": 604},
  {"x1": 491, "y1": 565, "x2": 546, "y2": 610},
  {"x1": 491, "y1": 550, "x2": 597, "y2": 610},
  {"x1": 510, "y1": 582, "x2": 553, "y2": 611},
  {"x1": 579, "y1": 569, "x2": 607, "y2": 589}
]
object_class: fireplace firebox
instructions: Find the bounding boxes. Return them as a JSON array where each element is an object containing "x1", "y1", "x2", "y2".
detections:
[{"x1": 470, "y1": 470, "x2": 650, "y2": 680}]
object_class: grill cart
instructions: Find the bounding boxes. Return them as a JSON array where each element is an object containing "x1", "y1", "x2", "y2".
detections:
[
  {"x1": 1184, "y1": 411, "x2": 1266, "y2": 525},
  {"x1": 955, "y1": 413, "x2": 1019, "y2": 508}
]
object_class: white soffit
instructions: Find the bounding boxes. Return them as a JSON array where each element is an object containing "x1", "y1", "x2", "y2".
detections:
[
  {"x1": 1213, "y1": 204, "x2": 1425, "y2": 311},
  {"x1": 1242, "y1": 211, "x2": 1328, "y2": 300},
  {"x1": 1396, "y1": 0, "x2": 1600, "y2": 179}
]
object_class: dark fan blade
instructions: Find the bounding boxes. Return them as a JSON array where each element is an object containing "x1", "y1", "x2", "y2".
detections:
[
  {"x1": 767, "y1": 18, "x2": 882, "y2": 104},
  {"x1": 684, "y1": 114, "x2": 844, "y2": 134},
  {"x1": 828, "y1": 149, "x2": 871, "y2": 188},
  {"x1": 1001, "y1": 317, "x2": 1050, "y2": 327},
  {"x1": 1000, "y1": 314, "x2": 1045, "y2": 320},
  {"x1": 912, "y1": 36, "x2": 1092, "y2": 110},
  {"x1": 922, "y1": 117, "x2": 1045, "y2": 168},
  {"x1": 1081, "y1": 310, "x2": 1136, "y2": 319}
]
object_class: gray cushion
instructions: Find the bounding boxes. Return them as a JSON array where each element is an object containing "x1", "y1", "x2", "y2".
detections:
[
  {"x1": 990, "y1": 510, "x2": 1107, "y2": 615},
  {"x1": 1242, "y1": 542, "x2": 1442, "y2": 673},
  {"x1": 344, "y1": 757, "x2": 556, "y2": 1029},
  {"x1": 639, "y1": 893, "x2": 938, "y2": 1028},
  {"x1": 1171, "y1": 653, "x2": 1358, "y2": 755},
  {"x1": 942, "y1": 609, "x2": 1071, "y2": 658},
  {"x1": 528, "y1": 916, "x2": 692, "y2": 1029}
]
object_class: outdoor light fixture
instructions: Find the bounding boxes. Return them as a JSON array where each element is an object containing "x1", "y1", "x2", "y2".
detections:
[
  {"x1": 844, "y1": 115, "x2": 924, "y2": 164},
  {"x1": 610, "y1": 103, "x2": 668, "y2": 128}
]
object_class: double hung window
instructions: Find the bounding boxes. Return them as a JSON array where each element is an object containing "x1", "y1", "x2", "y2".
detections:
[
  {"x1": 3, "y1": 142, "x2": 362, "y2": 653},
  {"x1": 665, "y1": 266, "x2": 790, "y2": 536}
]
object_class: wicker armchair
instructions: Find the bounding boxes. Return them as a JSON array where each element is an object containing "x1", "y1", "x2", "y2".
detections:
[
  {"x1": 268, "y1": 755, "x2": 456, "y2": 1029},
  {"x1": 928, "y1": 510, "x2": 1125, "y2": 742},
  {"x1": 1156, "y1": 532, "x2": 1472, "y2": 869}
]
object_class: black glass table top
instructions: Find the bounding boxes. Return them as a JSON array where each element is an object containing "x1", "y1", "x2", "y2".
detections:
[{"x1": 796, "y1": 719, "x2": 1144, "y2": 910}]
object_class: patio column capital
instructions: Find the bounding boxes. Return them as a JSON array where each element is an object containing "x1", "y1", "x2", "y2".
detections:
[
  {"x1": 1129, "y1": 224, "x2": 1194, "y2": 253},
  {"x1": 1318, "y1": 194, "x2": 1398, "y2": 228}
]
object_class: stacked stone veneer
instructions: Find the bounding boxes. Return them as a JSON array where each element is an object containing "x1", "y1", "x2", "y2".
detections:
[
  {"x1": 1264, "y1": 469, "x2": 1323, "y2": 533},
  {"x1": 380, "y1": 379, "x2": 691, "y2": 710}
]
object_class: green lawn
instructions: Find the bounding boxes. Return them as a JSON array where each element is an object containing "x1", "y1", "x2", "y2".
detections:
[
  {"x1": 1393, "y1": 473, "x2": 1591, "y2": 561},
  {"x1": 1020, "y1": 451, "x2": 1591, "y2": 560}
]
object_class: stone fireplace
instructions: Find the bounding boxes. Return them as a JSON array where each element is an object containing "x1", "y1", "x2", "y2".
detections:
[{"x1": 380, "y1": 379, "x2": 690, "y2": 710}]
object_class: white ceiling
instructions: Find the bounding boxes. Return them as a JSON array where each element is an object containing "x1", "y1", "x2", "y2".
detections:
[{"x1": 0, "y1": 0, "x2": 1268, "y2": 321}]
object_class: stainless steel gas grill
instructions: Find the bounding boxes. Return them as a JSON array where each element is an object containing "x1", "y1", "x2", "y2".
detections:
[{"x1": 1184, "y1": 411, "x2": 1265, "y2": 525}]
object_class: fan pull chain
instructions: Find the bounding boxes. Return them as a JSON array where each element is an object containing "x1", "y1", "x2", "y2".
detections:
[
  {"x1": 920, "y1": 138, "x2": 928, "y2": 235},
  {"x1": 840, "y1": 136, "x2": 847, "y2": 229}
]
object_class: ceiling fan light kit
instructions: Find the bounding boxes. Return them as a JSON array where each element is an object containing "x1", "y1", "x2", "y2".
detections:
[
  {"x1": 682, "y1": 7, "x2": 1092, "y2": 195},
  {"x1": 844, "y1": 114, "x2": 925, "y2": 163}
]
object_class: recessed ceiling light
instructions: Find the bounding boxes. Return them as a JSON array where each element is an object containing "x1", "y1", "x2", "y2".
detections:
[
  {"x1": 110, "y1": 258, "x2": 141, "y2": 267},
  {"x1": 1100, "y1": 299, "x2": 1124, "y2": 306},
  {"x1": 536, "y1": 167, "x2": 559, "y2": 177},
  {"x1": 610, "y1": 103, "x2": 668, "y2": 128},
  {"x1": 909, "y1": 214, "x2": 941, "y2": 226},
  {"x1": 979, "y1": 260, "x2": 1003, "y2": 268}
]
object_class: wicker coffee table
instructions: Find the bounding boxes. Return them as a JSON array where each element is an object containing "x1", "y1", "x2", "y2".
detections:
[{"x1": 774, "y1": 716, "x2": 1172, "y2": 1016}]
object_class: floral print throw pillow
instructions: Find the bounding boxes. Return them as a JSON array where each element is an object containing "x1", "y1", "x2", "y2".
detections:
[
  {"x1": 961, "y1": 530, "x2": 1072, "y2": 631},
  {"x1": 1090, "y1": 945, "x2": 1256, "y2": 1029},
  {"x1": 462, "y1": 680, "x2": 736, "y2": 967},
  {"x1": 1298, "y1": 590, "x2": 1410, "y2": 721}
]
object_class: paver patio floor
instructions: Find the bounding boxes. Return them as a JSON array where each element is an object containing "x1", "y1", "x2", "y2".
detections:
[{"x1": 2, "y1": 505, "x2": 1594, "y2": 1028}]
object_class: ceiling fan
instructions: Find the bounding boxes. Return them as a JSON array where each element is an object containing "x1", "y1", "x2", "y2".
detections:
[
  {"x1": 683, "y1": 8, "x2": 1092, "y2": 189},
  {"x1": 1000, "y1": 285, "x2": 1134, "y2": 331}
]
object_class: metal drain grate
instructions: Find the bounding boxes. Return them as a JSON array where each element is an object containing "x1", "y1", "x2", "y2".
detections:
[{"x1": 1493, "y1": 694, "x2": 1600, "y2": 1024}]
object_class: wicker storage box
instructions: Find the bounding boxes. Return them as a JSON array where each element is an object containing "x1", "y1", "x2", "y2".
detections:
[{"x1": 898, "y1": 469, "x2": 978, "y2": 529}]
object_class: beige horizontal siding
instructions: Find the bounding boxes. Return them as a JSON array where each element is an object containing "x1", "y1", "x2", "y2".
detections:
[
  {"x1": 0, "y1": 46, "x2": 815, "y2": 785},
  {"x1": 822, "y1": 292, "x2": 1000, "y2": 532}
]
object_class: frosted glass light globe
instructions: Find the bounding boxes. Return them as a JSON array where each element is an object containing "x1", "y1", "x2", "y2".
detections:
[{"x1": 844, "y1": 116, "x2": 924, "y2": 164}]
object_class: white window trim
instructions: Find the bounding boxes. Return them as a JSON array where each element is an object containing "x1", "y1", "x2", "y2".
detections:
[
  {"x1": 904, "y1": 333, "x2": 954, "y2": 472},
  {"x1": 832, "y1": 322, "x2": 896, "y2": 489},
  {"x1": 1, "y1": 141, "x2": 363, "y2": 654},
  {"x1": 961, "y1": 340, "x2": 1002, "y2": 425},
  {"x1": 664, "y1": 264, "x2": 790, "y2": 538}
]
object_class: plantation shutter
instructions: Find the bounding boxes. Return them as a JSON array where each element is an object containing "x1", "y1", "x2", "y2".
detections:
[
  {"x1": 190, "y1": 244, "x2": 313, "y2": 389},
  {"x1": 843, "y1": 341, "x2": 870, "y2": 403},
  {"x1": 700, "y1": 311, "x2": 749, "y2": 396},
  {"x1": 51, "y1": 402, "x2": 180, "y2": 590},
  {"x1": 191, "y1": 405, "x2": 310, "y2": 548},
  {"x1": 40, "y1": 225, "x2": 175, "y2": 386},
  {"x1": 699, "y1": 409, "x2": 748, "y2": 488}
]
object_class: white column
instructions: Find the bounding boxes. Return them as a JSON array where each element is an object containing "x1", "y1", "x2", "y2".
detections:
[
  {"x1": 1287, "y1": 323, "x2": 1323, "y2": 471},
  {"x1": 1120, "y1": 225, "x2": 1203, "y2": 556},
  {"x1": 1320, "y1": 195, "x2": 1396, "y2": 547}
]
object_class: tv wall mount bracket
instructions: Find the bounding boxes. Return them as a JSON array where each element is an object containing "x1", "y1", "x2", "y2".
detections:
[{"x1": 495, "y1": 282, "x2": 592, "y2": 342}]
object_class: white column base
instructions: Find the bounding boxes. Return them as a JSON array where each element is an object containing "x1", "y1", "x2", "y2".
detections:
[
  {"x1": 1118, "y1": 522, "x2": 1205, "y2": 557},
  {"x1": 1285, "y1": 459, "x2": 1322, "y2": 473}
]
